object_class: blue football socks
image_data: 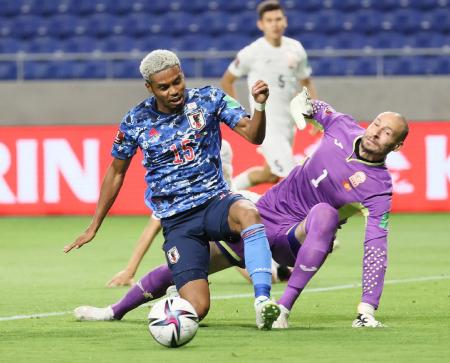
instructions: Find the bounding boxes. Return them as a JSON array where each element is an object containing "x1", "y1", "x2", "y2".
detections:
[{"x1": 241, "y1": 223, "x2": 272, "y2": 298}]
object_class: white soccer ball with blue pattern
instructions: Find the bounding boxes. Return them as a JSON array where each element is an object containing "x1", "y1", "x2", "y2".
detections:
[{"x1": 148, "y1": 297, "x2": 199, "y2": 348}]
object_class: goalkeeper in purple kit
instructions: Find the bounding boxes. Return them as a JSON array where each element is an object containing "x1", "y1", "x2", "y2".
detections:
[{"x1": 264, "y1": 87, "x2": 409, "y2": 328}]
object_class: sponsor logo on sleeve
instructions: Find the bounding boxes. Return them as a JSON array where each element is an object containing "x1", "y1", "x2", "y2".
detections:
[
  {"x1": 114, "y1": 130, "x2": 125, "y2": 144},
  {"x1": 379, "y1": 212, "x2": 389, "y2": 229}
]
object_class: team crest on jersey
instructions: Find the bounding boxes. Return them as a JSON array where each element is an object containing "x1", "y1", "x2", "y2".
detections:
[
  {"x1": 167, "y1": 247, "x2": 180, "y2": 264},
  {"x1": 349, "y1": 171, "x2": 367, "y2": 188},
  {"x1": 342, "y1": 180, "x2": 352, "y2": 191},
  {"x1": 187, "y1": 110, "x2": 206, "y2": 130}
]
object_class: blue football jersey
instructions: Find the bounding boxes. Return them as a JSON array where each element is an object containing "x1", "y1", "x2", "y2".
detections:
[{"x1": 111, "y1": 86, "x2": 248, "y2": 218}]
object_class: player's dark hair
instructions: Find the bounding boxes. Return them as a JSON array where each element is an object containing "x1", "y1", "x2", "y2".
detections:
[{"x1": 257, "y1": 0, "x2": 284, "y2": 19}]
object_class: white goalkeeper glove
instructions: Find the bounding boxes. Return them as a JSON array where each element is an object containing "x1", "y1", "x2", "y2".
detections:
[{"x1": 289, "y1": 86, "x2": 313, "y2": 131}]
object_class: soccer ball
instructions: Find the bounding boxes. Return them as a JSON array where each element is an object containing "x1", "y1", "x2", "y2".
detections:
[{"x1": 148, "y1": 297, "x2": 199, "y2": 348}]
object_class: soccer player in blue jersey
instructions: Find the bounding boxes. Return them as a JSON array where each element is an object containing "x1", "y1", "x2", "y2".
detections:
[{"x1": 63, "y1": 49, "x2": 280, "y2": 329}]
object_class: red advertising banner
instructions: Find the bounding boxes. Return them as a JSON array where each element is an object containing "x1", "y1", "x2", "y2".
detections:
[{"x1": 1, "y1": 122, "x2": 449, "y2": 215}]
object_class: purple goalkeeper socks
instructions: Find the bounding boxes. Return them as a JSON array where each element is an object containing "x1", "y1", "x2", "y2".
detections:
[
  {"x1": 111, "y1": 264, "x2": 173, "y2": 320},
  {"x1": 278, "y1": 203, "x2": 339, "y2": 310}
]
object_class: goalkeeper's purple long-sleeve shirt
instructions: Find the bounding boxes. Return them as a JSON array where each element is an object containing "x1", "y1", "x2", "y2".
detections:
[{"x1": 257, "y1": 100, "x2": 392, "y2": 308}]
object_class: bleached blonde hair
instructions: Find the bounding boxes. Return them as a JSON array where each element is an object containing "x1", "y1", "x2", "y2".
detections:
[{"x1": 139, "y1": 49, "x2": 181, "y2": 82}]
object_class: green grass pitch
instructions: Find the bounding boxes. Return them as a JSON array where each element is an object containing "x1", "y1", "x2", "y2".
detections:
[{"x1": 0, "y1": 214, "x2": 449, "y2": 362}]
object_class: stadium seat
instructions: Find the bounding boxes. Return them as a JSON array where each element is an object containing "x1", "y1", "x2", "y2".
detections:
[
  {"x1": 63, "y1": 36, "x2": 108, "y2": 53},
  {"x1": 0, "y1": 38, "x2": 25, "y2": 54},
  {"x1": 202, "y1": 58, "x2": 232, "y2": 77},
  {"x1": 176, "y1": 0, "x2": 208, "y2": 13},
  {"x1": 425, "y1": 8, "x2": 450, "y2": 32},
  {"x1": 65, "y1": 60, "x2": 108, "y2": 79},
  {"x1": 171, "y1": 34, "x2": 214, "y2": 52},
  {"x1": 104, "y1": 36, "x2": 139, "y2": 52},
  {"x1": 178, "y1": 57, "x2": 197, "y2": 77},
  {"x1": 349, "y1": 9, "x2": 384, "y2": 34},
  {"x1": 372, "y1": 0, "x2": 404, "y2": 11},
  {"x1": 0, "y1": 0, "x2": 21, "y2": 17},
  {"x1": 111, "y1": 59, "x2": 141, "y2": 78},
  {"x1": 383, "y1": 56, "x2": 427, "y2": 76},
  {"x1": 11, "y1": 15, "x2": 48, "y2": 39},
  {"x1": 406, "y1": 31, "x2": 448, "y2": 48},
  {"x1": 27, "y1": 36, "x2": 65, "y2": 53},
  {"x1": 0, "y1": 62, "x2": 17, "y2": 80},
  {"x1": 24, "y1": 61, "x2": 55, "y2": 80},
  {"x1": 369, "y1": 32, "x2": 407, "y2": 49},
  {"x1": 315, "y1": 10, "x2": 346, "y2": 34},
  {"x1": 134, "y1": 35, "x2": 175, "y2": 52},
  {"x1": 409, "y1": 0, "x2": 446, "y2": 10},
  {"x1": 346, "y1": 57, "x2": 378, "y2": 76},
  {"x1": 85, "y1": 14, "x2": 123, "y2": 38},
  {"x1": 387, "y1": 9, "x2": 423, "y2": 34},
  {"x1": 48, "y1": 15, "x2": 85, "y2": 39},
  {"x1": 214, "y1": 33, "x2": 254, "y2": 51},
  {"x1": 289, "y1": 0, "x2": 323, "y2": 11},
  {"x1": 327, "y1": 0, "x2": 362, "y2": 11},
  {"x1": 327, "y1": 32, "x2": 370, "y2": 50},
  {"x1": 200, "y1": 12, "x2": 231, "y2": 36},
  {"x1": 297, "y1": 33, "x2": 327, "y2": 50}
]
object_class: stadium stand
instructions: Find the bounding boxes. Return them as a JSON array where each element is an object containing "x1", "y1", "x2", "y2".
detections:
[{"x1": 0, "y1": 0, "x2": 449, "y2": 79}]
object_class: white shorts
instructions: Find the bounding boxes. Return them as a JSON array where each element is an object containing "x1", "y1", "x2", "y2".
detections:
[{"x1": 258, "y1": 123, "x2": 296, "y2": 178}]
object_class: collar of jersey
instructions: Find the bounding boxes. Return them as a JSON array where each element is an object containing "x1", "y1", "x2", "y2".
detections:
[{"x1": 346, "y1": 136, "x2": 385, "y2": 166}]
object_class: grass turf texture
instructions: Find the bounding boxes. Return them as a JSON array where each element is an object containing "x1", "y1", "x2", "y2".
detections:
[{"x1": 0, "y1": 214, "x2": 449, "y2": 362}]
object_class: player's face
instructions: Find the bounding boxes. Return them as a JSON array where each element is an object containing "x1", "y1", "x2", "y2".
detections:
[
  {"x1": 257, "y1": 10, "x2": 287, "y2": 41},
  {"x1": 146, "y1": 65, "x2": 186, "y2": 114},
  {"x1": 361, "y1": 113, "x2": 405, "y2": 159}
]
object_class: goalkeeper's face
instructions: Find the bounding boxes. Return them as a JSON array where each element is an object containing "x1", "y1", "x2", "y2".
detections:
[
  {"x1": 146, "y1": 65, "x2": 186, "y2": 114},
  {"x1": 361, "y1": 112, "x2": 408, "y2": 159}
]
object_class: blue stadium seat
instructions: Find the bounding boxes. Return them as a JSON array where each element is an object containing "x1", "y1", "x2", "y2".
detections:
[
  {"x1": 372, "y1": 0, "x2": 404, "y2": 11},
  {"x1": 134, "y1": 35, "x2": 176, "y2": 52},
  {"x1": 104, "y1": 36, "x2": 139, "y2": 52},
  {"x1": 287, "y1": 0, "x2": 323, "y2": 11},
  {"x1": 214, "y1": 33, "x2": 253, "y2": 51},
  {"x1": 202, "y1": 58, "x2": 232, "y2": 77},
  {"x1": 432, "y1": 57, "x2": 450, "y2": 75},
  {"x1": 63, "y1": 36, "x2": 108, "y2": 53},
  {"x1": 60, "y1": 60, "x2": 108, "y2": 79},
  {"x1": 327, "y1": 32, "x2": 370, "y2": 49},
  {"x1": 123, "y1": 13, "x2": 155, "y2": 37},
  {"x1": 27, "y1": 36, "x2": 64, "y2": 53},
  {"x1": 383, "y1": 56, "x2": 426, "y2": 76},
  {"x1": 0, "y1": 0, "x2": 21, "y2": 17},
  {"x1": 24, "y1": 61, "x2": 54, "y2": 80},
  {"x1": 86, "y1": 14, "x2": 123, "y2": 38},
  {"x1": 387, "y1": 9, "x2": 423, "y2": 34},
  {"x1": 178, "y1": 58, "x2": 197, "y2": 77},
  {"x1": 201, "y1": 12, "x2": 231, "y2": 36},
  {"x1": 48, "y1": 15, "x2": 85, "y2": 39},
  {"x1": 406, "y1": 32, "x2": 448, "y2": 48},
  {"x1": 106, "y1": 0, "x2": 134, "y2": 14},
  {"x1": 315, "y1": 10, "x2": 346, "y2": 34},
  {"x1": 348, "y1": 9, "x2": 384, "y2": 34},
  {"x1": 425, "y1": 9, "x2": 450, "y2": 32},
  {"x1": 345, "y1": 57, "x2": 378, "y2": 76},
  {"x1": 220, "y1": 0, "x2": 251, "y2": 12},
  {"x1": 177, "y1": 0, "x2": 209, "y2": 13},
  {"x1": 369, "y1": 32, "x2": 407, "y2": 49},
  {"x1": 0, "y1": 62, "x2": 17, "y2": 79},
  {"x1": 171, "y1": 34, "x2": 214, "y2": 52},
  {"x1": 327, "y1": 0, "x2": 362, "y2": 11},
  {"x1": 313, "y1": 57, "x2": 347, "y2": 76},
  {"x1": 11, "y1": 15, "x2": 48, "y2": 39},
  {"x1": 0, "y1": 38, "x2": 25, "y2": 53},
  {"x1": 228, "y1": 11, "x2": 258, "y2": 36},
  {"x1": 297, "y1": 33, "x2": 327, "y2": 50},
  {"x1": 409, "y1": 0, "x2": 445, "y2": 10},
  {"x1": 111, "y1": 59, "x2": 141, "y2": 78}
]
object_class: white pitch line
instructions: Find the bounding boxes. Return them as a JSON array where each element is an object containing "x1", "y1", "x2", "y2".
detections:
[{"x1": 1, "y1": 274, "x2": 449, "y2": 322}]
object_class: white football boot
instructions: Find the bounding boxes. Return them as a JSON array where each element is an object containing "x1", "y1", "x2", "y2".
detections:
[
  {"x1": 289, "y1": 86, "x2": 313, "y2": 130},
  {"x1": 254, "y1": 296, "x2": 281, "y2": 330},
  {"x1": 74, "y1": 306, "x2": 114, "y2": 321},
  {"x1": 352, "y1": 313, "x2": 385, "y2": 328},
  {"x1": 352, "y1": 303, "x2": 385, "y2": 328},
  {"x1": 272, "y1": 304, "x2": 290, "y2": 329}
]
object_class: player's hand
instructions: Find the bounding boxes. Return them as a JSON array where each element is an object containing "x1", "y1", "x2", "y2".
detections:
[
  {"x1": 251, "y1": 80, "x2": 269, "y2": 105},
  {"x1": 63, "y1": 229, "x2": 96, "y2": 253},
  {"x1": 106, "y1": 270, "x2": 135, "y2": 287}
]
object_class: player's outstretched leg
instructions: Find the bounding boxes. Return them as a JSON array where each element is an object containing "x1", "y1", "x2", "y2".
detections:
[
  {"x1": 274, "y1": 203, "x2": 339, "y2": 328},
  {"x1": 241, "y1": 223, "x2": 280, "y2": 329},
  {"x1": 74, "y1": 264, "x2": 173, "y2": 321}
]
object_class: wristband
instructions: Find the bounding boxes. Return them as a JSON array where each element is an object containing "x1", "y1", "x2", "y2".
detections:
[{"x1": 254, "y1": 102, "x2": 265, "y2": 112}]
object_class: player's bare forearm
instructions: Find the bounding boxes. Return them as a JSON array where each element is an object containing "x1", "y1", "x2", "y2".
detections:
[
  {"x1": 63, "y1": 158, "x2": 131, "y2": 253},
  {"x1": 220, "y1": 70, "x2": 238, "y2": 99},
  {"x1": 233, "y1": 80, "x2": 269, "y2": 144}
]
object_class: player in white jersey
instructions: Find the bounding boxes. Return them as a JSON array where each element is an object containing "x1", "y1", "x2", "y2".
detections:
[{"x1": 221, "y1": 0, "x2": 318, "y2": 189}]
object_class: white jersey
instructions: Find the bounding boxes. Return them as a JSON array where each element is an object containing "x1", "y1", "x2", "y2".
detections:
[{"x1": 228, "y1": 36, "x2": 312, "y2": 128}]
